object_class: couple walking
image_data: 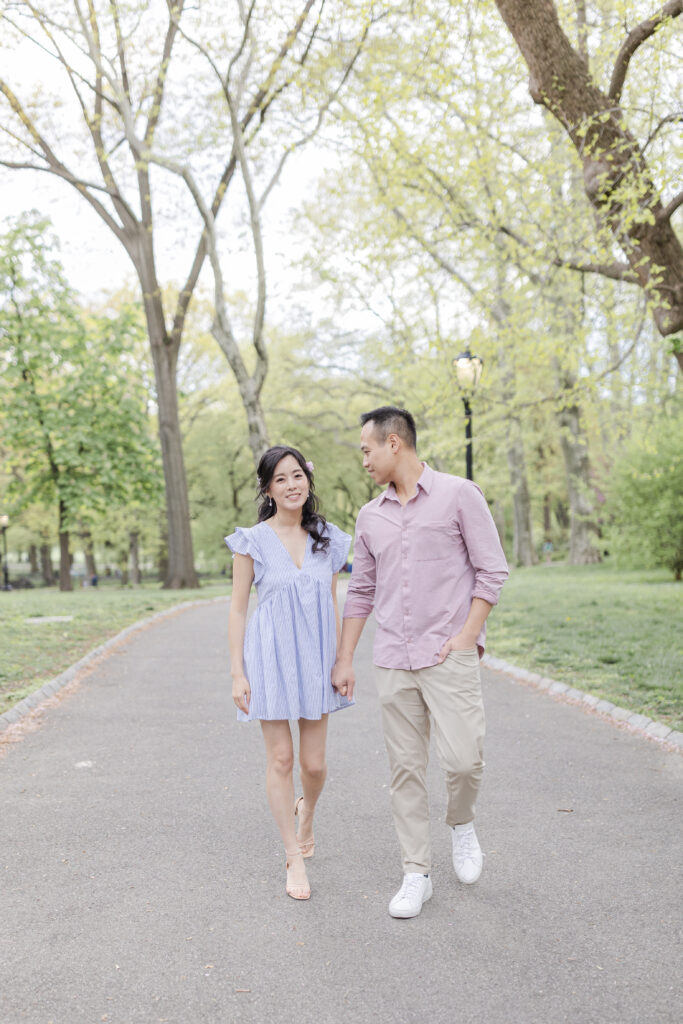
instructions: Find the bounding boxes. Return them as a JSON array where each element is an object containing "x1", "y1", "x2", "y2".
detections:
[{"x1": 226, "y1": 406, "x2": 508, "y2": 917}]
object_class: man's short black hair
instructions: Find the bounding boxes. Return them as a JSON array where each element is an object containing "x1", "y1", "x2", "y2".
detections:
[{"x1": 360, "y1": 406, "x2": 417, "y2": 449}]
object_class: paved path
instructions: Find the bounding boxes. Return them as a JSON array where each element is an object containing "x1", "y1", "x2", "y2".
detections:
[{"x1": 1, "y1": 600, "x2": 681, "y2": 1024}]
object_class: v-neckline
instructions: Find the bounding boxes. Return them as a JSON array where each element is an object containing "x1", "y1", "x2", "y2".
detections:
[{"x1": 263, "y1": 522, "x2": 309, "y2": 571}]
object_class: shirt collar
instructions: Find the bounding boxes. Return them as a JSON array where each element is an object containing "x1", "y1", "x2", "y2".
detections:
[{"x1": 379, "y1": 462, "x2": 434, "y2": 504}]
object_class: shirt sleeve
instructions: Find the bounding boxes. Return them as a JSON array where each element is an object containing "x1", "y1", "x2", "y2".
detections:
[
  {"x1": 457, "y1": 482, "x2": 509, "y2": 605},
  {"x1": 342, "y1": 512, "x2": 376, "y2": 619}
]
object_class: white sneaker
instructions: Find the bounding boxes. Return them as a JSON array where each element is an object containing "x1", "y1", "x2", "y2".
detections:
[
  {"x1": 388, "y1": 873, "x2": 433, "y2": 918},
  {"x1": 451, "y1": 822, "x2": 483, "y2": 884}
]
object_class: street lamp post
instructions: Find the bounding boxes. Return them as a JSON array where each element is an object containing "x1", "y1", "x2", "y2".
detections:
[
  {"x1": 0, "y1": 515, "x2": 9, "y2": 591},
  {"x1": 452, "y1": 350, "x2": 484, "y2": 481}
]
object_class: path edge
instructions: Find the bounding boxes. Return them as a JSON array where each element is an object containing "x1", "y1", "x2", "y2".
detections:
[
  {"x1": 482, "y1": 653, "x2": 683, "y2": 754},
  {"x1": 0, "y1": 596, "x2": 229, "y2": 735}
]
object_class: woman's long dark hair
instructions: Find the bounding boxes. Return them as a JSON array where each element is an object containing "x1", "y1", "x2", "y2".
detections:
[{"x1": 256, "y1": 445, "x2": 330, "y2": 553}]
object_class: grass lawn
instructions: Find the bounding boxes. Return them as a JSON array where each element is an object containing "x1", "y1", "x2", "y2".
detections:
[
  {"x1": 487, "y1": 564, "x2": 683, "y2": 730},
  {"x1": 0, "y1": 580, "x2": 229, "y2": 716},
  {"x1": 2, "y1": 565, "x2": 681, "y2": 732}
]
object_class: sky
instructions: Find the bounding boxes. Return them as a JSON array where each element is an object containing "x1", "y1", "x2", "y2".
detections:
[{"x1": 0, "y1": 16, "x2": 338, "y2": 326}]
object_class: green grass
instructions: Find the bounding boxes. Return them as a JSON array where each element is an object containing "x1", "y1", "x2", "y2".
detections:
[
  {"x1": 3, "y1": 566, "x2": 681, "y2": 731},
  {"x1": 487, "y1": 564, "x2": 683, "y2": 730},
  {"x1": 0, "y1": 581, "x2": 229, "y2": 715}
]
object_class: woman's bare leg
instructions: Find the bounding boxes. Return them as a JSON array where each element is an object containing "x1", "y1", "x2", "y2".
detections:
[
  {"x1": 260, "y1": 720, "x2": 309, "y2": 895},
  {"x1": 296, "y1": 715, "x2": 329, "y2": 850}
]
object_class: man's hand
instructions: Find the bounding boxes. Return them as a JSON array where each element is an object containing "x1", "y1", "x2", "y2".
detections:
[
  {"x1": 331, "y1": 656, "x2": 356, "y2": 700},
  {"x1": 437, "y1": 632, "x2": 478, "y2": 663}
]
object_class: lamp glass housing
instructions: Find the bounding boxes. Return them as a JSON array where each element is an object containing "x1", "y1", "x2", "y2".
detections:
[
  {"x1": 0, "y1": 515, "x2": 8, "y2": 528},
  {"x1": 453, "y1": 351, "x2": 484, "y2": 394}
]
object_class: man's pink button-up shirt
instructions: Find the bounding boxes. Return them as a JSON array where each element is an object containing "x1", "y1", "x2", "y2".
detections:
[{"x1": 343, "y1": 463, "x2": 509, "y2": 670}]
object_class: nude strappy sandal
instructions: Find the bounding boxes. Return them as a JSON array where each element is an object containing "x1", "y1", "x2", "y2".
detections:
[
  {"x1": 294, "y1": 795, "x2": 315, "y2": 858},
  {"x1": 285, "y1": 849, "x2": 311, "y2": 900}
]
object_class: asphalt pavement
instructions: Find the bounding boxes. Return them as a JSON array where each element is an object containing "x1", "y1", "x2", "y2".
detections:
[{"x1": 1, "y1": 597, "x2": 681, "y2": 1024}]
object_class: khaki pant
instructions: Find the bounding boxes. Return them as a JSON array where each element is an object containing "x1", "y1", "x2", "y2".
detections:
[{"x1": 374, "y1": 649, "x2": 485, "y2": 874}]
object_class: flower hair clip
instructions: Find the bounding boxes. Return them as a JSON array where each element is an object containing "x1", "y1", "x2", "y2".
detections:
[{"x1": 305, "y1": 461, "x2": 314, "y2": 473}]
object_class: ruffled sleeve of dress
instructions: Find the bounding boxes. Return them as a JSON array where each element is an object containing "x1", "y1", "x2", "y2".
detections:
[
  {"x1": 224, "y1": 526, "x2": 264, "y2": 582},
  {"x1": 326, "y1": 523, "x2": 352, "y2": 574}
]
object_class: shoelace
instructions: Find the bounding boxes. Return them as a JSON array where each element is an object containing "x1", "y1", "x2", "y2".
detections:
[
  {"x1": 454, "y1": 829, "x2": 476, "y2": 861},
  {"x1": 399, "y1": 875, "x2": 426, "y2": 900}
]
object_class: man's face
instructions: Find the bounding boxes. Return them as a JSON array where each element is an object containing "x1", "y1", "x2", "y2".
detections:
[{"x1": 360, "y1": 422, "x2": 395, "y2": 487}]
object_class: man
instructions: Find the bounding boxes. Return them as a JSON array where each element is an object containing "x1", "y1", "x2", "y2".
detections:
[{"x1": 332, "y1": 406, "x2": 508, "y2": 918}]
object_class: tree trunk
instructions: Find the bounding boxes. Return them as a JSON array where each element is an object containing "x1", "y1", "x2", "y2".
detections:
[
  {"x1": 543, "y1": 494, "x2": 553, "y2": 537},
  {"x1": 28, "y1": 544, "x2": 38, "y2": 574},
  {"x1": 40, "y1": 544, "x2": 55, "y2": 586},
  {"x1": 84, "y1": 548, "x2": 97, "y2": 578},
  {"x1": 506, "y1": 421, "x2": 536, "y2": 566},
  {"x1": 555, "y1": 383, "x2": 601, "y2": 564},
  {"x1": 157, "y1": 520, "x2": 169, "y2": 584},
  {"x1": 81, "y1": 529, "x2": 97, "y2": 578},
  {"x1": 242, "y1": 385, "x2": 270, "y2": 466},
  {"x1": 138, "y1": 247, "x2": 198, "y2": 589},
  {"x1": 58, "y1": 500, "x2": 72, "y2": 591},
  {"x1": 493, "y1": 0, "x2": 683, "y2": 361},
  {"x1": 492, "y1": 499, "x2": 507, "y2": 556},
  {"x1": 555, "y1": 499, "x2": 570, "y2": 532},
  {"x1": 129, "y1": 531, "x2": 141, "y2": 585}
]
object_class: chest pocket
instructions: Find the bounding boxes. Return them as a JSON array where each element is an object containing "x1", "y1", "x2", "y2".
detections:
[{"x1": 414, "y1": 519, "x2": 461, "y2": 561}]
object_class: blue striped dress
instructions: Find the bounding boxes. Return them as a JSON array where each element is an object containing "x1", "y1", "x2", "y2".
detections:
[{"x1": 225, "y1": 520, "x2": 354, "y2": 722}]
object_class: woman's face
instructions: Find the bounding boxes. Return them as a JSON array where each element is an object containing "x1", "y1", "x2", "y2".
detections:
[{"x1": 267, "y1": 454, "x2": 309, "y2": 512}]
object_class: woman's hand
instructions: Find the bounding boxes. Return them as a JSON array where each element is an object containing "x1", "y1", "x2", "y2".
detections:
[{"x1": 232, "y1": 673, "x2": 251, "y2": 714}]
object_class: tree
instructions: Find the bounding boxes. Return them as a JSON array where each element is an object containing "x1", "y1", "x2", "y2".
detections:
[
  {"x1": 291, "y1": 0, "x2": 680, "y2": 563},
  {"x1": 0, "y1": 0, "x2": 372, "y2": 585},
  {"x1": 0, "y1": 214, "x2": 163, "y2": 590},
  {"x1": 491, "y1": 0, "x2": 683, "y2": 367}
]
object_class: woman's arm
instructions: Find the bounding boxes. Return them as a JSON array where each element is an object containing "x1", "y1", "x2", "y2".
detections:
[{"x1": 228, "y1": 552, "x2": 255, "y2": 713}]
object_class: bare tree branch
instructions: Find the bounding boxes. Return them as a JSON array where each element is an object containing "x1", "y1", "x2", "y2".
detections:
[
  {"x1": 169, "y1": 0, "x2": 320, "y2": 347},
  {"x1": 143, "y1": 0, "x2": 185, "y2": 147},
  {"x1": 110, "y1": 0, "x2": 133, "y2": 105},
  {"x1": 224, "y1": 83, "x2": 268, "y2": 387},
  {"x1": 259, "y1": 17, "x2": 372, "y2": 209},
  {"x1": 0, "y1": 77, "x2": 130, "y2": 241},
  {"x1": 643, "y1": 111, "x2": 683, "y2": 151},
  {"x1": 608, "y1": 0, "x2": 683, "y2": 101},
  {"x1": 658, "y1": 190, "x2": 683, "y2": 222}
]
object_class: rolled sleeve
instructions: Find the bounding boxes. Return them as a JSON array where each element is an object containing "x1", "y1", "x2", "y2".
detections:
[
  {"x1": 458, "y1": 482, "x2": 509, "y2": 606},
  {"x1": 342, "y1": 521, "x2": 376, "y2": 619}
]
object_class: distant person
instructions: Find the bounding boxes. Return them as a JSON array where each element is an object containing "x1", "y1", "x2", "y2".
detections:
[
  {"x1": 332, "y1": 406, "x2": 509, "y2": 918},
  {"x1": 543, "y1": 540, "x2": 553, "y2": 565},
  {"x1": 226, "y1": 446, "x2": 352, "y2": 901}
]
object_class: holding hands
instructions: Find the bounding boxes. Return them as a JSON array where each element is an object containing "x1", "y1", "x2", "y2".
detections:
[{"x1": 331, "y1": 657, "x2": 355, "y2": 700}]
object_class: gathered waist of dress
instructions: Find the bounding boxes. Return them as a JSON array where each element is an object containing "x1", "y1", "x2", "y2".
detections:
[{"x1": 255, "y1": 572, "x2": 330, "y2": 605}]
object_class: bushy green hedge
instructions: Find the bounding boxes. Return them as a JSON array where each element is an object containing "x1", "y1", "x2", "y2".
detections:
[{"x1": 606, "y1": 409, "x2": 683, "y2": 580}]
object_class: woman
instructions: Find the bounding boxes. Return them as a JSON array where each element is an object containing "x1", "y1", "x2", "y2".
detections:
[{"x1": 225, "y1": 445, "x2": 352, "y2": 901}]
